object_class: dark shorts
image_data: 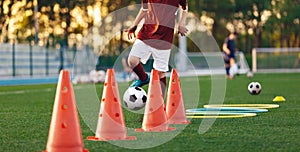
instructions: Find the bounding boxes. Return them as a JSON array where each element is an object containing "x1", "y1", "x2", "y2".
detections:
[{"x1": 223, "y1": 52, "x2": 235, "y2": 64}]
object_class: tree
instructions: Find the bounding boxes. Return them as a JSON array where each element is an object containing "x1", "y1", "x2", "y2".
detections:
[
  {"x1": 274, "y1": 0, "x2": 299, "y2": 47},
  {"x1": 235, "y1": 0, "x2": 273, "y2": 48},
  {"x1": 0, "y1": 0, "x2": 14, "y2": 42}
]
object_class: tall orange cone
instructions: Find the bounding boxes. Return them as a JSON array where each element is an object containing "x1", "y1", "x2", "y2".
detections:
[
  {"x1": 136, "y1": 69, "x2": 176, "y2": 132},
  {"x1": 87, "y1": 69, "x2": 136, "y2": 141},
  {"x1": 166, "y1": 69, "x2": 190, "y2": 124},
  {"x1": 44, "y1": 70, "x2": 88, "y2": 152}
]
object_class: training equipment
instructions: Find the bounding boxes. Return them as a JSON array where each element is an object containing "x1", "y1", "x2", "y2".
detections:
[
  {"x1": 186, "y1": 113, "x2": 257, "y2": 119},
  {"x1": 273, "y1": 96, "x2": 286, "y2": 102},
  {"x1": 136, "y1": 69, "x2": 175, "y2": 132},
  {"x1": 166, "y1": 69, "x2": 190, "y2": 124},
  {"x1": 185, "y1": 106, "x2": 274, "y2": 119},
  {"x1": 87, "y1": 69, "x2": 136, "y2": 141},
  {"x1": 204, "y1": 104, "x2": 279, "y2": 109},
  {"x1": 44, "y1": 70, "x2": 88, "y2": 152},
  {"x1": 186, "y1": 107, "x2": 268, "y2": 113},
  {"x1": 248, "y1": 82, "x2": 262, "y2": 95},
  {"x1": 123, "y1": 87, "x2": 147, "y2": 111},
  {"x1": 252, "y1": 47, "x2": 300, "y2": 73}
]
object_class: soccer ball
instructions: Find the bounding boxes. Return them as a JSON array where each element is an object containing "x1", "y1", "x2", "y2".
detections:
[
  {"x1": 247, "y1": 71, "x2": 253, "y2": 78},
  {"x1": 123, "y1": 87, "x2": 147, "y2": 110},
  {"x1": 248, "y1": 82, "x2": 262, "y2": 95}
]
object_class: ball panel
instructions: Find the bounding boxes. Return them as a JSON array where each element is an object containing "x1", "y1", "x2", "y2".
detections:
[
  {"x1": 135, "y1": 87, "x2": 141, "y2": 91},
  {"x1": 142, "y1": 95, "x2": 147, "y2": 103},
  {"x1": 129, "y1": 94, "x2": 137, "y2": 102}
]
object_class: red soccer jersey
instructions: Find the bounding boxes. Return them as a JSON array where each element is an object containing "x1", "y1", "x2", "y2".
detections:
[{"x1": 137, "y1": 0, "x2": 187, "y2": 50}]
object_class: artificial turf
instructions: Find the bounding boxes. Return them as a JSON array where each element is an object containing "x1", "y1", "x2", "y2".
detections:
[{"x1": 0, "y1": 73, "x2": 300, "y2": 151}]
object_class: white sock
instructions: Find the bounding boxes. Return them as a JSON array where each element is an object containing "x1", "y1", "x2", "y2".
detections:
[{"x1": 229, "y1": 64, "x2": 238, "y2": 77}]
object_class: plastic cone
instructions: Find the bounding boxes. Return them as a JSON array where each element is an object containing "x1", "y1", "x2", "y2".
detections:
[
  {"x1": 44, "y1": 70, "x2": 88, "y2": 152},
  {"x1": 273, "y1": 96, "x2": 286, "y2": 102},
  {"x1": 87, "y1": 69, "x2": 136, "y2": 141},
  {"x1": 166, "y1": 69, "x2": 190, "y2": 124},
  {"x1": 136, "y1": 69, "x2": 176, "y2": 132}
]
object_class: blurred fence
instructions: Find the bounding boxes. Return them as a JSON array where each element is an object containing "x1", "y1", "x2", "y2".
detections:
[{"x1": 0, "y1": 43, "x2": 98, "y2": 77}]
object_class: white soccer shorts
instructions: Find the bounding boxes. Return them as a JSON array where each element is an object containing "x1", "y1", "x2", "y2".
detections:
[{"x1": 129, "y1": 39, "x2": 171, "y2": 72}]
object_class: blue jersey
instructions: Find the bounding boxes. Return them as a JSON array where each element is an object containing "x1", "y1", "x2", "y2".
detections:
[{"x1": 224, "y1": 38, "x2": 236, "y2": 58}]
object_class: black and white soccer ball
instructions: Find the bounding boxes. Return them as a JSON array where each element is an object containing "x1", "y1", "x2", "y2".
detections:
[
  {"x1": 123, "y1": 87, "x2": 147, "y2": 110},
  {"x1": 248, "y1": 82, "x2": 262, "y2": 95}
]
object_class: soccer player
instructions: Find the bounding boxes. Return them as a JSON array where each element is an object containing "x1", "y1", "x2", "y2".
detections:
[
  {"x1": 223, "y1": 31, "x2": 238, "y2": 79},
  {"x1": 125, "y1": 0, "x2": 188, "y2": 96}
]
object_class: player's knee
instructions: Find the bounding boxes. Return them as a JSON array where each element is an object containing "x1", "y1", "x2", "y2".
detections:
[
  {"x1": 230, "y1": 58, "x2": 236, "y2": 65},
  {"x1": 158, "y1": 71, "x2": 166, "y2": 78},
  {"x1": 128, "y1": 56, "x2": 140, "y2": 68}
]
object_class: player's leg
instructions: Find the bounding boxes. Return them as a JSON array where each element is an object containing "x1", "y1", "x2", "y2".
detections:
[
  {"x1": 225, "y1": 63, "x2": 230, "y2": 78},
  {"x1": 151, "y1": 48, "x2": 171, "y2": 97},
  {"x1": 158, "y1": 71, "x2": 167, "y2": 98},
  {"x1": 223, "y1": 53, "x2": 230, "y2": 78},
  {"x1": 229, "y1": 57, "x2": 238, "y2": 79},
  {"x1": 128, "y1": 39, "x2": 151, "y2": 87},
  {"x1": 128, "y1": 56, "x2": 148, "y2": 81}
]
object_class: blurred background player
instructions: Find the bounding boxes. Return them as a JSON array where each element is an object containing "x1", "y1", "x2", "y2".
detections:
[
  {"x1": 125, "y1": 0, "x2": 188, "y2": 96},
  {"x1": 223, "y1": 31, "x2": 239, "y2": 79}
]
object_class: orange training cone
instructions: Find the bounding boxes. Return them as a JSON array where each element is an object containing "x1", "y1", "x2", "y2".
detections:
[
  {"x1": 136, "y1": 69, "x2": 176, "y2": 132},
  {"x1": 166, "y1": 69, "x2": 190, "y2": 124},
  {"x1": 44, "y1": 70, "x2": 88, "y2": 152},
  {"x1": 87, "y1": 69, "x2": 136, "y2": 141}
]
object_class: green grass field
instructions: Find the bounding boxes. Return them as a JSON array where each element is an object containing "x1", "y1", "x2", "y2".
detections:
[{"x1": 1, "y1": 73, "x2": 300, "y2": 151}]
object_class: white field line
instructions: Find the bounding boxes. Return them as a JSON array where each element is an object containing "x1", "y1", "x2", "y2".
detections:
[
  {"x1": 0, "y1": 86, "x2": 87, "y2": 95},
  {"x1": 0, "y1": 88, "x2": 53, "y2": 95}
]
